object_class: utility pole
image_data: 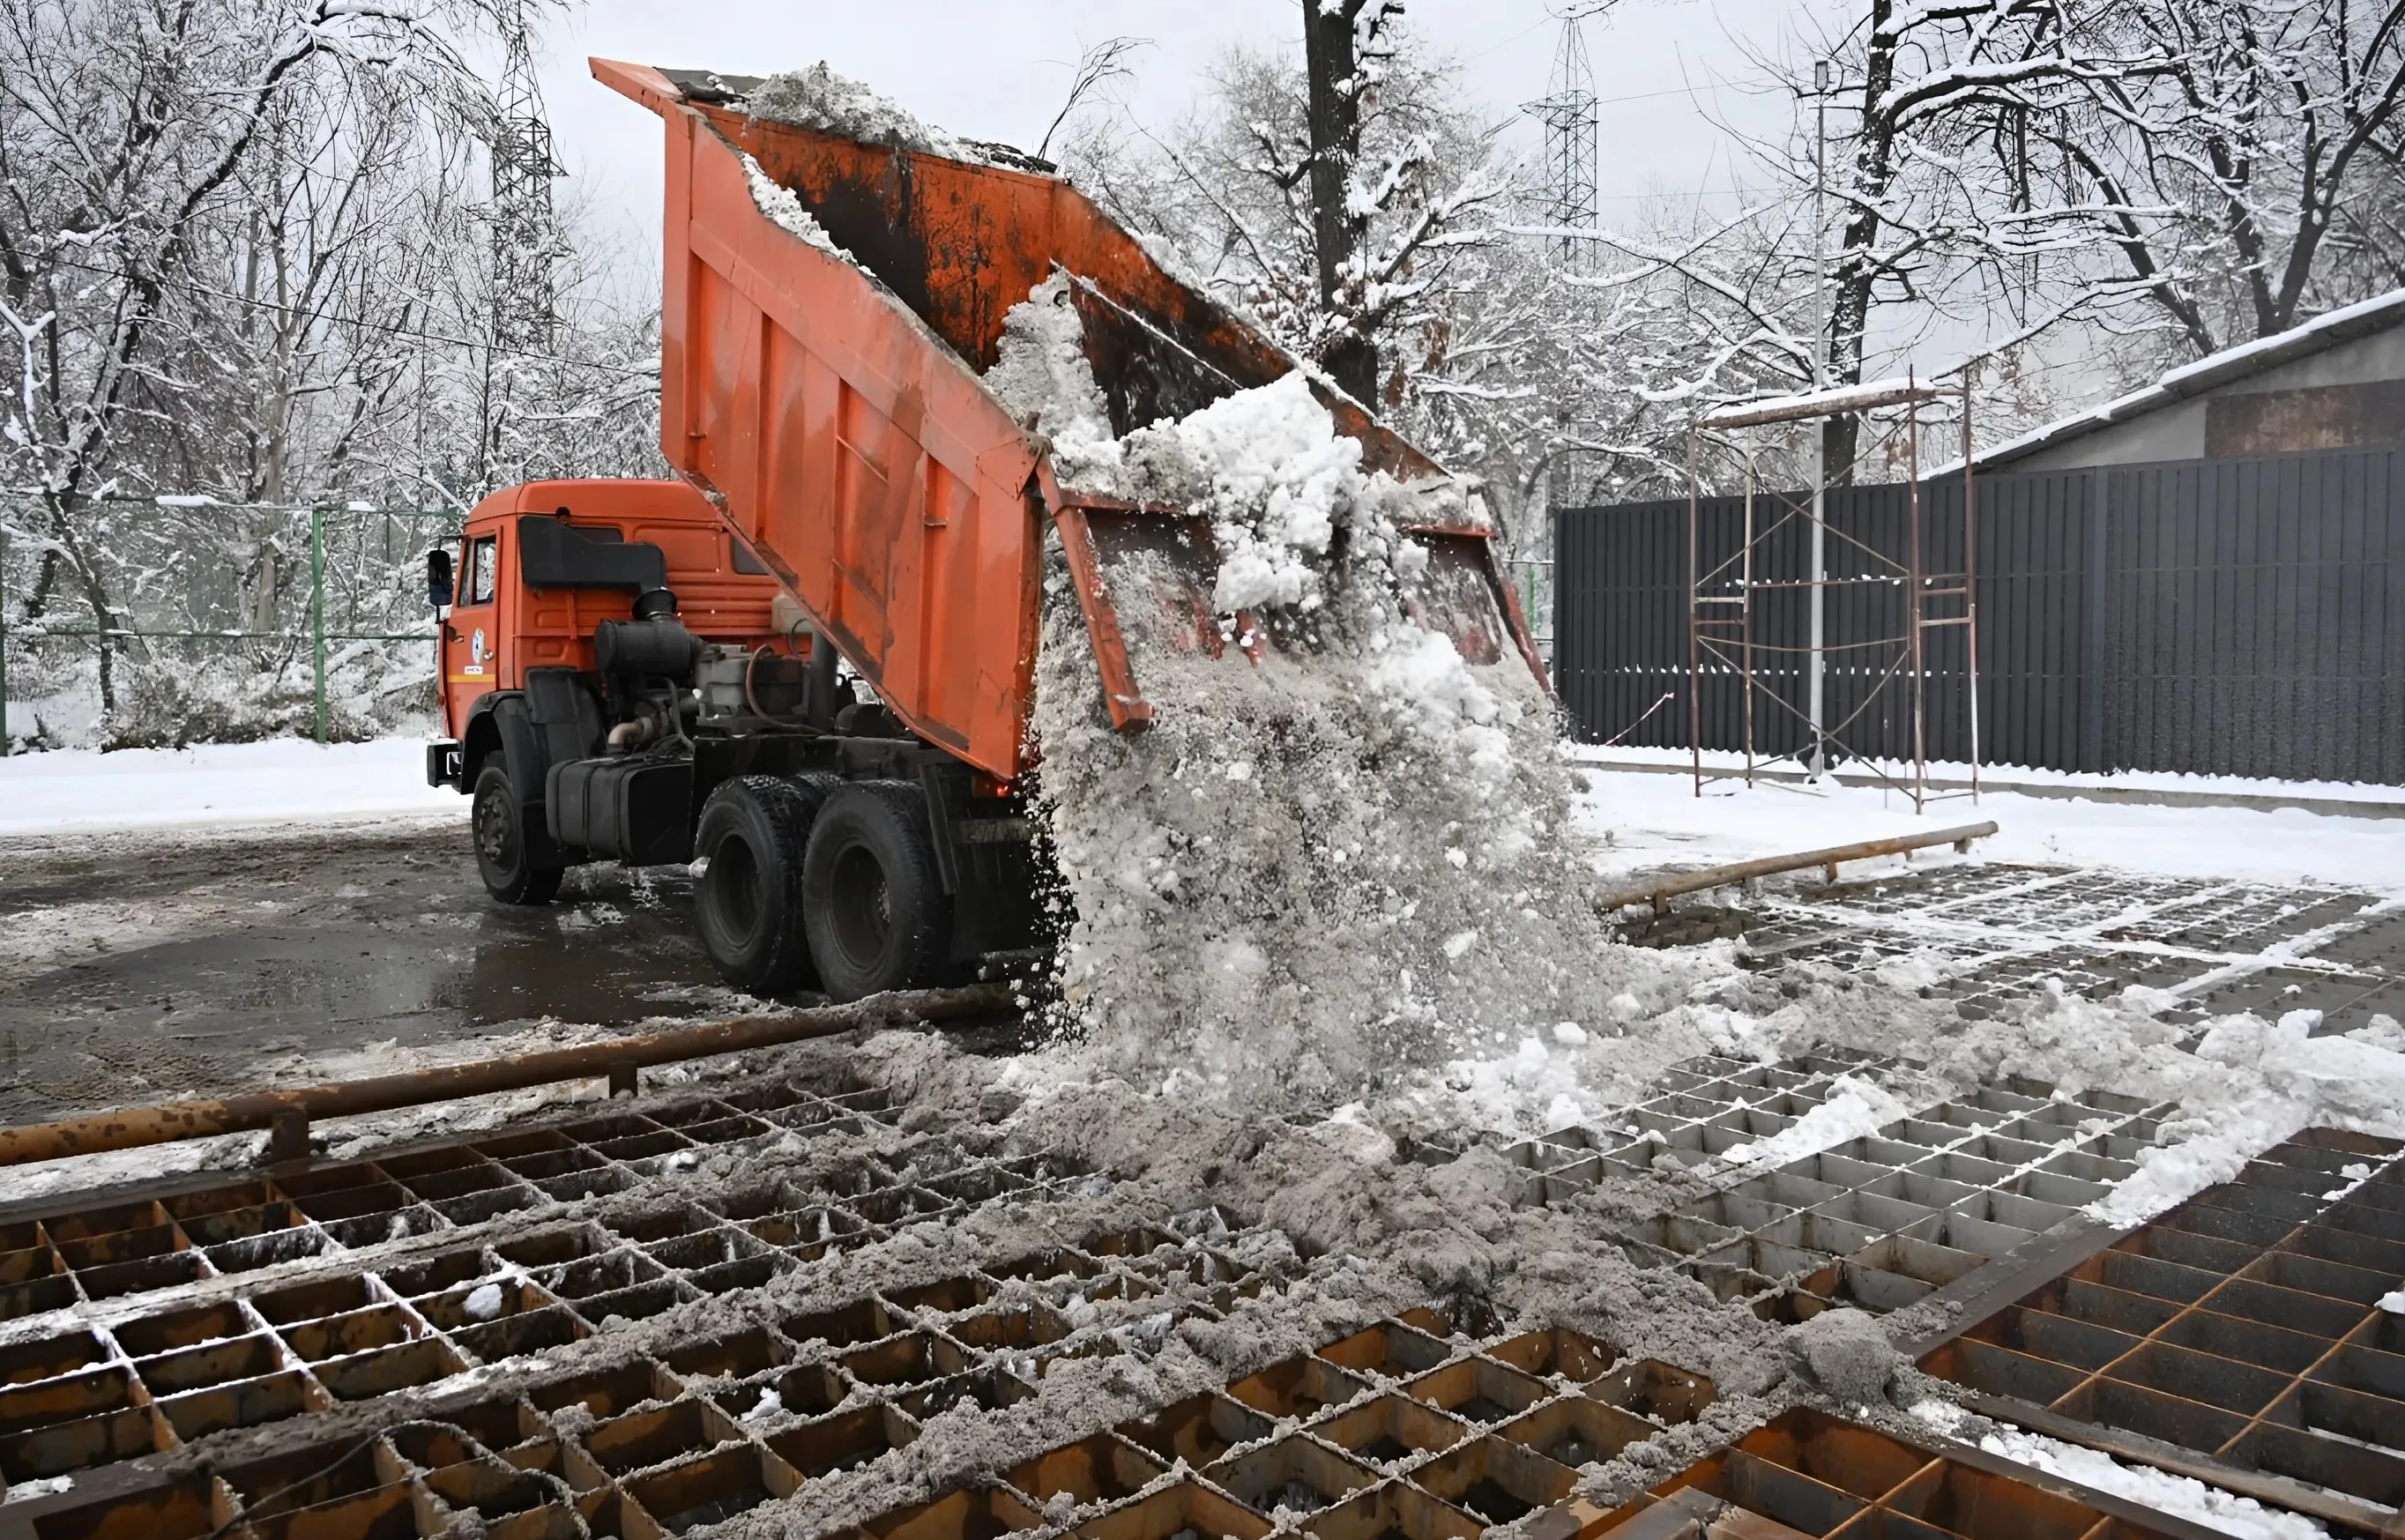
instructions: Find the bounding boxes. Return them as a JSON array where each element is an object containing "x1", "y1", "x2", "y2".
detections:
[{"x1": 1807, "y1": 58, "x2": 1831, "y2": 780}]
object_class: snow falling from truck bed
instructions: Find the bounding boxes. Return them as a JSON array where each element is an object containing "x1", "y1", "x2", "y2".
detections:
[
  {"x1": 994, "y1": 277, "x2": 1649, "y2": 1102},
  {"x1": 688, "y1": 180, "x2": 2405, "y2": 1226},
  {"x1": 984, "y1": 273, "x2": 2405, "y2": 1192}
]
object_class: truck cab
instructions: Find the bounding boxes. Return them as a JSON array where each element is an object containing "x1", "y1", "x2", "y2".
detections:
[
  {"x1": 426, "y1": 478, "x2": 1041, "y2": 1003},
  {"x1": 429, "y1": 478, "x2": 785, "y2": 787}
]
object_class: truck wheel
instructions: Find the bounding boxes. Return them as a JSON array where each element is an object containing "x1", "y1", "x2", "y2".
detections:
[
  {"x1": 473, "y1": 763, "x2": 562, "y2": 905},
  {"x1": 803, "y1": 782, "x2": 951, "y2": 1001},
  {"x1": 694, "y1": 775, "x2": 827, "y2": 996}
]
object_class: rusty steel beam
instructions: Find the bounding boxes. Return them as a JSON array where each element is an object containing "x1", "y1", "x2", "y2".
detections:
[
  {"x1": 0, "y1": 984, "x2": 1016, "y2": 1169},
  {"x1": 1591, "y1": 822, "x2": 1999, "y2": 914}
]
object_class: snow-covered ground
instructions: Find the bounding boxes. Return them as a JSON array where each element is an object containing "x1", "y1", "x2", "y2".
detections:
[
  {"x1": 4, "y1": 733, "x2": 2401, "y2": 901},
  {"x1": 0, "y1": 736, "x2": 462, "y2": 837},
  {"x1": 1570, "y1": 757, "x2": 2405, "y2": 893}
]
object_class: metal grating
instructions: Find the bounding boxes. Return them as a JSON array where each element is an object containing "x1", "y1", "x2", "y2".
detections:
[
  {"x1": 8, "y1": 1311, "x2": 1716, "y2": 1540},
  {"x1": 0, "y1": 1078, "x2": 1247, "y2": 1509},
  {"x1": 1583, "y1": 1407, "x2": 2214, "y2": 1539},
  {"x1": 0, "y1": 1084, "x2": 934, "y2": 1323},
  {"x1": 0, "y1": 1053, "x2": 2374, "y2": 1540},
  {"x1": 1492, "y1": 1053, "x2": 2165, "y2": 1322},
  {"x1": 1730, "y1": 865, "x2": 2397, "y2": 1034},
  {"x1": 1920, "y1": 1129, "x2": 2405, "y2": 1512}
]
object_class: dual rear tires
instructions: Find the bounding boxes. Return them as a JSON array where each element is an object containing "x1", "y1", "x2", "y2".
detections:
[{"x1": 694, "y1": 777, "x2": 950, "y2": 1001}]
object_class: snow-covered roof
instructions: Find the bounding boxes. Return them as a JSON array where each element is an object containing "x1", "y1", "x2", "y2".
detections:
[{"x1": 1964, "y1": 287, "x2": 2405, "y2": 472}]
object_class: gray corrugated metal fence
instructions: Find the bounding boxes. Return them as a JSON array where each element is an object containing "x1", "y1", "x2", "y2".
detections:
[{"x1": 1553, "y1": 447, "x2": 2405, "y2": 784}]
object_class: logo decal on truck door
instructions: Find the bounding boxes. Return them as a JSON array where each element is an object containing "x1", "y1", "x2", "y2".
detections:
[{"x1": 465, "y1": 627, "x2": 488, "y2": 676}]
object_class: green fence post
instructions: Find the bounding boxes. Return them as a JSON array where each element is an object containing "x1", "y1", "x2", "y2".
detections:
[{"x1": 310, "y1": 506, "x2": 327, "y2": 745}]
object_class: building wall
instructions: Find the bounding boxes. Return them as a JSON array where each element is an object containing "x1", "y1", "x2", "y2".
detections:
[{"x1": 2009, "y1": 325, "x2": 2405, "y2": 472}]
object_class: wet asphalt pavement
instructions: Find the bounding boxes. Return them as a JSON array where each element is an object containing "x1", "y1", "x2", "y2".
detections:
[
  {"x1": 0, "y1": 820, "x2": 738, "y2": 1123},
  {"x1": 5, "y1": 816, "x2": 2395, "y2": 1130}
]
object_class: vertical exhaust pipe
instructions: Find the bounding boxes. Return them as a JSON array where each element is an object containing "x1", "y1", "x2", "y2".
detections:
[{"x1": 806, "y1": 630, "x2": 842, "y2": 730}]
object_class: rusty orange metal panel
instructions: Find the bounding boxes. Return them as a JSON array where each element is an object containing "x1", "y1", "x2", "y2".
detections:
[
  {"x1": 597, "y1": 57, "x2": 1045, "y2": 780},
  {"x1": 673, "y1": 84, "x2": 1438, "y2": 483}
]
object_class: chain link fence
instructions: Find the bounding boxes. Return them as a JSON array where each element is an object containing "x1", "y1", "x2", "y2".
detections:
[{"x1": 1, "y1": 498, "x2": 460, "y2": 752}]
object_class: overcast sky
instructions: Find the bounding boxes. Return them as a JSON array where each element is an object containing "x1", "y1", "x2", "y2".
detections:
[{"x1": 535, "y1": 0, "x2": 1817, "y2": 257}]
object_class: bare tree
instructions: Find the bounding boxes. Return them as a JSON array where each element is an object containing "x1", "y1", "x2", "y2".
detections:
[
  {"x1": 0, "y1": 0, "x2": 526, "y2": 710},
  {"x1": 1299, "y1": 0, "x2": 1407, "y2": 400},
  {"x1": 2032, "y1": 0, "x2": 2405, "y2": 357},
  {"x1": 1068, "y1": 11, "x2": 1511, "y2": 413},
  {"x1": 1735, "y1": 0, "x2": 2405, "y2": 482},
  {"x1": 1039, "y1": 36, "x2": 1150, "y2": 162},
  {"x1": 0, "y1": 0, "x2": 666, "y2": 746}
]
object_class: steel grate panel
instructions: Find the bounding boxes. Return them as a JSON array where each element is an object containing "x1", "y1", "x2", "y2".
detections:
[
  {"x1": 1709, "y1": 864, "x2": 2399, "y2": 1035},
  {"x1": 1492, "y1": 1053, "x2": 2164, "y2": 1324},
  {"x1": 1582, "y1": 1408, "x2": 2208, "y2": 1538},
  {"x1": 1920, "y1": 1130, "x2": 2405, "y2": 1512},
  {"x1": 0, "y1": 1073, "x2": 1245, "y2": 1508},
  {"x1": 0, "y1": 1055, "x2": 2369, "y2": 1540},
  {"x1": 5, "y1": 1306, "x2": 1724, "y2": 1540}
]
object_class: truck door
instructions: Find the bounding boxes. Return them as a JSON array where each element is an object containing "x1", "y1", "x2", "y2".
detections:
[{"x1": 443, "y1": 529, "x2": 503, "y2": 733}]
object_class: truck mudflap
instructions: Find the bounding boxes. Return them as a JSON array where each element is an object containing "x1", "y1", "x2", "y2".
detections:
[{"x1": 1047, "y1": 489, "x2": 1549, "y2": 732}]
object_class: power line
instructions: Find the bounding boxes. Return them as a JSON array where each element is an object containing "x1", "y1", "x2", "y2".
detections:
[
  {"x1": 1591, "y1": 83, "x2": 1732, "y2": 108},
  {"x1": 33, "y1": 253, "x2": 653, "y2": 377}
]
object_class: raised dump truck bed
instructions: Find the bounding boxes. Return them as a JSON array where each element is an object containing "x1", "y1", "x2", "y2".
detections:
[
  {"x1": 425, "y1": 59, "x2": 1544, "y2": 1002},
  {"x1": 591, "y1": 57, "x2": 1541, "y2": 771}
]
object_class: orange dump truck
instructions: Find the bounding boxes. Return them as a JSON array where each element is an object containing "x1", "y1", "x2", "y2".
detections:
[{"x1": 425, "y1": 59, "x2": 1545, "y2": 1001}]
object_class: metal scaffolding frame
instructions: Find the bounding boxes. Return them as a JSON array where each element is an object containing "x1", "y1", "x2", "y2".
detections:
[{"x1": 1683, "y1": 375, "x2": 1982, "y2": 812}]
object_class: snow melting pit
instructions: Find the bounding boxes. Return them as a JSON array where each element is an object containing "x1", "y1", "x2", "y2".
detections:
[
  {"x1": 1919, "y1": 1127, "x2": 2405, "y2": 1515},
  {"x1": 1500, "y1": 1052, "x2": 2170, "y2": 1325},
  {"x1": 0, "y1": 1068, "x2": 1266, "y2": 1539},
  {"x1": 1584, "y1": 1408, "x2": 2215, "y2": 1538},
  {"x1": 1725, "y1": 863, "x2": 2398, "y2": 1035},
  {"x1": 0, "y1": 1266, "x2": 1733, "y2": 1540}
]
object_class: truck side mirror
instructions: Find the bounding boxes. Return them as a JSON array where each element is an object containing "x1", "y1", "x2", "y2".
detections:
[{"x1": 427, "y1": 548, "x2": 454, "y2": 608}]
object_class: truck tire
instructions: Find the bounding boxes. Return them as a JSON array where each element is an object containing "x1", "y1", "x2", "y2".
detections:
[
  {"x1": 803, "y1": 781, "x2": 951, "y2": 1001},
  {"x1": 694, "y1": 775, "x2": 828, "y2": 996},
  {"x1": 473, "y1": 762, "x2": 562, "y2": 905}
]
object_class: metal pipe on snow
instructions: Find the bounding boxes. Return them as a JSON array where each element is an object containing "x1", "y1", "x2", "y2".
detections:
[
  {"x1": 0, "y1": 984, "x2": 1015, "y2": 1169},
  {"x1": 1590, "y1": 821, "x2": 1999, "y2": 914}
]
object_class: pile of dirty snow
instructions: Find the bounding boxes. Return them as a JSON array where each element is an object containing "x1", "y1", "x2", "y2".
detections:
[
  {"x1": 981, "y1": 272, "x2": 1124, "y2": 489},
  {"x1": 744, "y1": 63, "x2": 972, "y2": 160},
  {"x1": 993, "y1": 280, "x2": 1664, "y2": 1103}
]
